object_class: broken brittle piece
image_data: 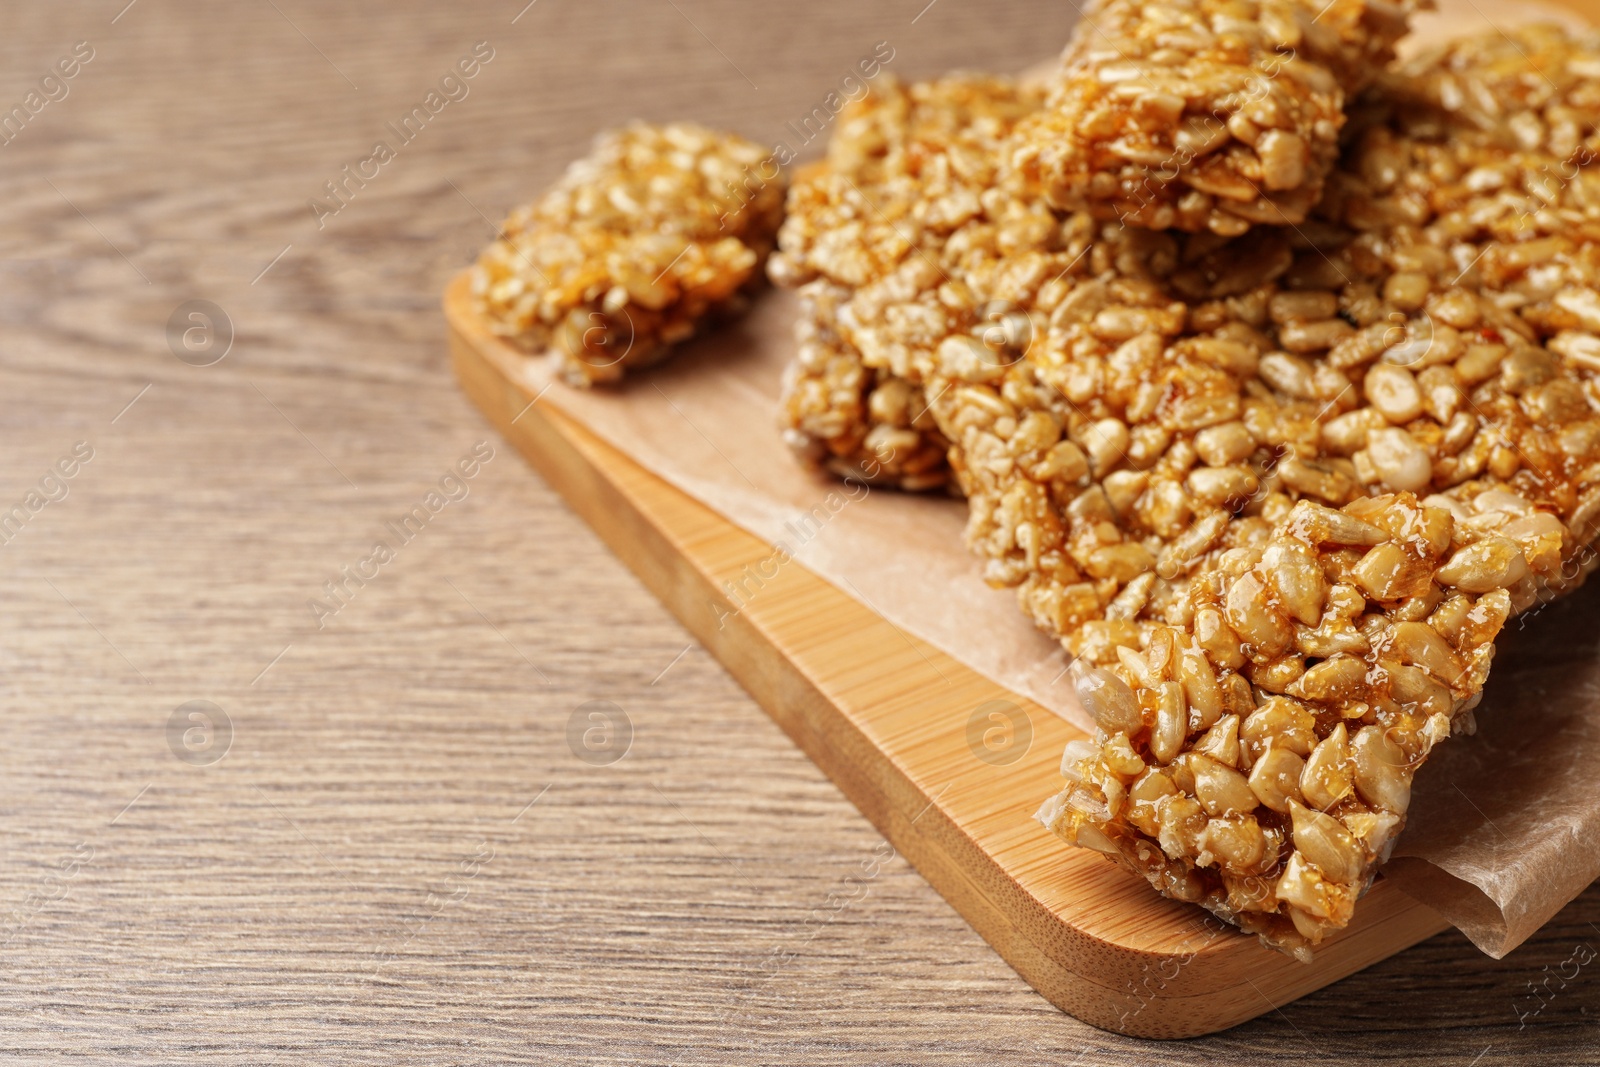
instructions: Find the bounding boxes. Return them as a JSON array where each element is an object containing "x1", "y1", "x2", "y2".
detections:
[
  {"x1": 769, "y1": 75, "x2": 1058, "y2": 490},
  {"x1": 779, "y1": 279, "x2": 953, "y2": 489},
  {"x1": 1033, "y1": 488, "x2": 1584, "y2": 958},
  {"x1": 1010, "y1": 0, "x2": 1422, "y2": 234},
  {"x1": 472, "y1": 122, "x2": 786, "y2": 386},
  {"x1": 1391, "y1": 22, "x2": 1600, "y2": 144}
]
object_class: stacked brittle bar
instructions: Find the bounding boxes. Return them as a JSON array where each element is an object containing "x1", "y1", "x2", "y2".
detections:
[{"x1": 1010, "y1": 0, "x2": 1423, "y2": 233}]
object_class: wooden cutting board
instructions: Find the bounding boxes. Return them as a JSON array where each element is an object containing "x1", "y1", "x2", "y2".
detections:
[
  {"x1": 445, "y1": 273, "x2": 1460, "y2": 1037},
  {"x1": 442, "y1": 6, "x2": 1600, "y2": 1026}
]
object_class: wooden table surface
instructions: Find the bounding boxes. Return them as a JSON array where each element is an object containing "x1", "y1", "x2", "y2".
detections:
[{"x1": 3, "y1": 1, "x2": 1599, "y2": 1063}]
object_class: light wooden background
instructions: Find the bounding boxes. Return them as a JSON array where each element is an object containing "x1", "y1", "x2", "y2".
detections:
[{"x1": 2, "y1": 1, "x2": 1598, "y2": 1063}]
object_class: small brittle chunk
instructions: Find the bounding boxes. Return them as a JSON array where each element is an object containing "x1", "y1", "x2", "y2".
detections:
[
  {"x1": 1011, "y1": 0, "x2": 1423, "y2": 234},
  {"x1": 473, "y1": 122, "x2": 786, "y2": 386}
]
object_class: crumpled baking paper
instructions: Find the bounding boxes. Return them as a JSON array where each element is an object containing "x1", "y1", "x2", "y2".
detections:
[{"x1": 487, "y1": 282, "x2": 1600, "y2": 958}]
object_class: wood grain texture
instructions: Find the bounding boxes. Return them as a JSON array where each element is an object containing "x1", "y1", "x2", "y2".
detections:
[{"x1": 4, "y1": 1, "x2": 1600, "y2": 1063}]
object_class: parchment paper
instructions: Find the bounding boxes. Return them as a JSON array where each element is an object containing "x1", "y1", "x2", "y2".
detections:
[
  {"x1": 496, "y1": 0, "x2": 1600, "y2": 958},
  {"x1": 509, "y1": 292, "x2": 1087, "y2": 727},
  {"x1": 500, "y1": 284, "x2": 1600, "y2": 959},
  {"x1": 1382, "y1": 590, "x2": 1600, "y2": 957}
]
